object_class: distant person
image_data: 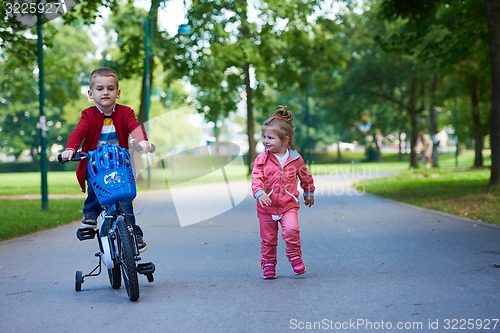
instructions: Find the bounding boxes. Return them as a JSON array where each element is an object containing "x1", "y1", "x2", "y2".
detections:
[
  {"x1": 59, "y1": 67, "x2": 152, "y2": 251},
  {"x1": 251, "y1": 106, "x2": 315, "y2": 279},
  {"x1": 418, "y1": 133, "x2": 433, "y2": 168}
]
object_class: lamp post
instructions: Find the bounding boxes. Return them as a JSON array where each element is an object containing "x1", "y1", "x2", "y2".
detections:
[
  {"x1": 37, "y1": 0, "x2": 48, "y2": 210},
  {"x1": 143, "y1": 0, "x2": 160, "y2": 188},
  {"x1": 303, "y1": 70, "x2": 312, "y2": 167},
  {"x1": 144, "y1": 4, "x2": 156, "y2": 134},
  {"x1": 454, "y1": 95, "x2": 459, "y2": 167},
  {"x1": 143, "y1": 0, "x2": 192, "y2": 186},
  {"x1": 143, "y1": 0, "x2": 193, "y2": 126},
  {"x1": 305, "y1": 82, "x2": 311, "y2": 167}
]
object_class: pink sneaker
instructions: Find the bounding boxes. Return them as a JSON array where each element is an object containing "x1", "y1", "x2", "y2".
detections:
[
  {"x1": 290, "y1": 257, "x2": 306, "y2": 275},
  {"x1": 262, "y1": 263, "x2": 276, "y2": 279}
]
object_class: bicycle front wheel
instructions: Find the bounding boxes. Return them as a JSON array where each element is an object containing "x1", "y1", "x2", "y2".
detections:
[
  {"x1": 116, "y1": 216, "x2": 139, "y2": 301},
  {"x1": 108, "y1": 266, "x2": 121, "y2": 289},
  {"x1": 103, "y1": 219, "x2": 121, "y2": 289}
]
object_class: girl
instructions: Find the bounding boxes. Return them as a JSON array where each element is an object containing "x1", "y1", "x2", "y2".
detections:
[{"x1": 251, "y1": 106, "x2": 315, "y2": 279}]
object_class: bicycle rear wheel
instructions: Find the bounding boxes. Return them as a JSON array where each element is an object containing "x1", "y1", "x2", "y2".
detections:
[{"x1": 116, "y1": 216, "x2": 139, "y2": 301}]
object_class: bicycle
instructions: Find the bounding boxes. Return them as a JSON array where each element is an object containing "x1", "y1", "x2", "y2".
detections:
[{"x1": 58, "y1": 141, "x2": 155, "y2": 302}]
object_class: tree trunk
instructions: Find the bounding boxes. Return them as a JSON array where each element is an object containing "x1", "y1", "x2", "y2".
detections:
[
  {"x1": 486, "y1": 0, "x2": 500, "y2": 190},
  {"x1": 336, "y1": 142, "x2": 342, "y2": 163},
  {"x1": 409, "y1": 108, "x2": 419, "y2": 168},
  {"x1": 428, "y1": 74, "x2": 439, "y2": 168},
  {"x1": 470, "y1": 79, "x2": 484, "y2": 168},
  {"x1": 408, "y1": 77, "x2": 420, "y2": 168},
  {"x1": 373, "y1": 131, "x2": 382, "y2": 161},
  {"x1": 241, "y1": 2, "x2": 256, "y2": 174},
  {"x1": 244, "y1": 63, "x2": 256, "y2": 173}
]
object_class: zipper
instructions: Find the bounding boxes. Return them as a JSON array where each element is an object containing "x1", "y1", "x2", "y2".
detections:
[
  {"x1": 269, "y1": 151, "x2": 298, "y2": 214},
  {"x1": 276, "y1": 167, "x2": 283, "y2": 214}
]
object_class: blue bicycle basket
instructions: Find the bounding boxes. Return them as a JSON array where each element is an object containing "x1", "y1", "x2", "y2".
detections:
[{"x1": 87, "y1": 145, "x2": 136, "y2": 205}]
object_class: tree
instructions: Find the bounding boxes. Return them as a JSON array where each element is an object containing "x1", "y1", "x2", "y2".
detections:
[
  {"x1": 378, "y1": 0, "x2": 498, "y2": 185},
  {"x1": 0, "y1": 0, "x2": 121, "y2": 161},
  {"x1": 327, "y1": 6, "x2": 431, "y2": 167},
  {"x1": 486, "y1": 0, "x2": 500, "y2": 190},
  {"x1": 166, "y1": 0, "x2": 326, "y2": 171},
  {"x1": 0, "y1": 22, "x2": 95, "y2": 160}
]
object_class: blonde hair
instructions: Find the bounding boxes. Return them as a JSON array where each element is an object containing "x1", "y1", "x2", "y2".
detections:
[
  {"x1": 88, "y1": 67, "x2": 119, "y2": 89},
  {"x1": 262, "y1": 105, "x2": 296, "y2": 150}
]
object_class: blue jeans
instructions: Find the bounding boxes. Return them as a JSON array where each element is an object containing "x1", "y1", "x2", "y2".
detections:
[{"x1": 82, "y1": 182, "x2": 143, "y2": 237}]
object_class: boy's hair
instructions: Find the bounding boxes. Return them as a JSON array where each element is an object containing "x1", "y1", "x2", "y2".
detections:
[
  {"x1": 88, "y1": 67, "x2": 119, "y2": 89},
  {"x1": 262, "y1": 105, "x2": 296, "y2": 150}
]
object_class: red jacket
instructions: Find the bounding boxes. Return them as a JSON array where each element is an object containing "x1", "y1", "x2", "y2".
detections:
[
  {"x1": 65, "y1": 104, "x2": 148, "y2": 192},
  {"x1": 251, "y1": 149, "x2": 315, "y2": 215}
]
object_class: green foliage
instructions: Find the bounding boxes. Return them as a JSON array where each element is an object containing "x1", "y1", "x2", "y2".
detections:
[
  {"x1": 375, "y1": 0, "x2": 493, "y2": 171},
  {"x1": 0, "y1": 21, "x2": 96, "y2": 159},
  {"x1": 104, "y1": 3, "x2": 147, "y2": 78},
  {"x1": 162, "y1": 0, "x2": 342, "y2": 163},
  {"x1": 1, "y1": 0, "x2": 498, "y2": 184}
]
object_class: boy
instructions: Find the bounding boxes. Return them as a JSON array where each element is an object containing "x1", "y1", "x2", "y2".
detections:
[{"x1": 60, "y1": 67, "x2": 152, "y2": 251}]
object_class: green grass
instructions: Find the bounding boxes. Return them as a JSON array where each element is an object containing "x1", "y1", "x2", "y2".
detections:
[
  {"x1": 358, "y1": 168, "x2": 499, "y2": 225},
  {"x1": 0, "y1": 149, "x2": 496, "y2": 241},
  {"x1": 0, "y1": 172, "x2": 84, "y2": 241},
  {"x1": 0, "y1": 199, "x2": 83, "y2": 241},
  {"x1": 0, "y1": 172, "x2": 82, "y2": 195},
  {"x1": 357, "y1": 150, "x2": 499, "y2": 225}
]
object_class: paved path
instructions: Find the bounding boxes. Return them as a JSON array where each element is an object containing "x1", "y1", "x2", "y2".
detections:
[{"x1": 1, "y1": 173, "x2": 499, "y2": 333}]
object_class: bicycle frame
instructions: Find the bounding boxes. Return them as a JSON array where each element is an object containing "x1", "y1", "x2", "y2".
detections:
[
  {"x1": 74, "y1": 204, "x2": 138, "y2": 278},
  {"x1": 99, "y1": 203, "x2": 139, "y2": 256}
]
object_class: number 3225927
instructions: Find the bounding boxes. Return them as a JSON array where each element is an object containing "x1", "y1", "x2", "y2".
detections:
[
  {"x1": 6, "y1": 2, "x2": 66, "y2": 15},
  {"x1": 443, "y1": 319, "x2": 499, "y2": 330}
]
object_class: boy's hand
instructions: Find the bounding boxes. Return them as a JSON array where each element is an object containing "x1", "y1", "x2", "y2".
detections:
[
  {"x1": 60, "y1": 149, "x2": 74, "y2": 161},
  {"x1": 138, "y1": 140, "x2": 152, "y2": 153},
  {"x1": 258, "y1": 193, "x2": 272, "y2": 207},
  {"x1": 304, "y1": 196, "x2": 314, "y2": 207}
]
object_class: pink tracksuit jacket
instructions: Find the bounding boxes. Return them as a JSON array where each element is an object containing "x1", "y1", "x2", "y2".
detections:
[{"x1": 251, "y1": 149, "x2": 315, "y2": 215}]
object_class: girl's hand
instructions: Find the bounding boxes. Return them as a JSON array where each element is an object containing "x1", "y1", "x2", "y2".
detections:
[
  {"x1": 258, "y1": 193, "x2": 272, "y2": 207},
  {"x1": 304, "y1": 196, "x2": 314, "y2": 207}
]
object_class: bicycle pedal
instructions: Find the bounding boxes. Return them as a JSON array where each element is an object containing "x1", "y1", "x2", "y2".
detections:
[
  {"x1": 76, "y1": 228, "x2": 97, "y2": 241},
  {"x1": 137, "y1": 262, "x2": 155, "y2": 275}
]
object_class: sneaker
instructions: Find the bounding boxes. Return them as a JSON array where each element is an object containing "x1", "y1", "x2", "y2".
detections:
[
  {"x1": 81, "y1": 215, "x2": 97, "y2": 228},
  {"x1": 262, "y1": 263, "x2": 276, "y2": 279},
  {"x1": 136, "y1": 235, "x2": 147, "y2": 252},
  {"x1": 290, "y1": 257, "x2": 306, "y2": 275}
]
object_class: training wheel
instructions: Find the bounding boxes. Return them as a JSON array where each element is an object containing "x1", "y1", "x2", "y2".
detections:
[
  {"x1": 147, "y1": 273, "x2": 154, "y2": 283},
  {"x1": 75, "y1": 271, "x2": 83, "y2": 291}
]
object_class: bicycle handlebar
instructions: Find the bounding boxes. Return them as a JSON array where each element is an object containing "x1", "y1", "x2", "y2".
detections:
[
  {"x1": 129, "y1": 139, "x2": 156, "y2": 154},
  {"x1": 57, "y1": 151, "x2": 88, "y2": 164},
  {"x1": 57, "y1": 141, "x2": 155, "y2": 164}
]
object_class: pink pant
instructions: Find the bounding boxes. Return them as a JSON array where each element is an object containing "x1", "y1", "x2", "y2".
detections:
[{"x1": 258, "y1": 208, "x2": 302, "y2": 267}]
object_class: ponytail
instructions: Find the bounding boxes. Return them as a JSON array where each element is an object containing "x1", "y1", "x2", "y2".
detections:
[{"x1": 263, "y1": 105, "x2": 296, "y2": 150}]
